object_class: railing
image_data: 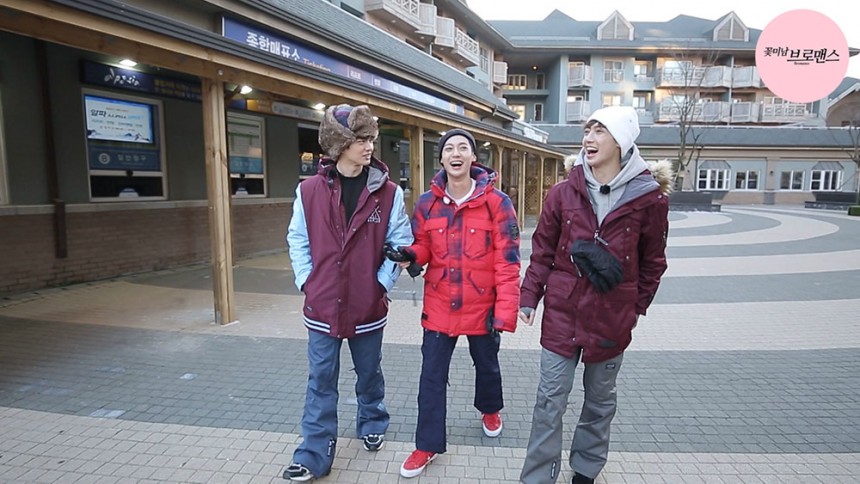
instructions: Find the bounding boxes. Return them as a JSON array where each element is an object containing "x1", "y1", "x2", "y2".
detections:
[
  {"x1": 729, "y1": 102, "x2": 758, "y2": 123},
  {"x1": 731, "y1": 66, "x2": 762, "y2": 88},
  {"x1": 453, "y1": 27, "x2": 480, "y2": 66},
  {"x1": 700, "y1": 101, "x2": 731, "y2": 122},
  {"x1": 760, "y1": 102, "x2": 811, "y2": 122},
  {"x1": 567, "y1": 65, "x2": 593, "y2": 87},
  {"x1": 434, "y1": 17, "x2": 455, "y2": 48},
  {"x1": 566, "y1": 101, "x2": 591, "y2": 122},
  {"x1": 416, "y1": 3, "x2": 437, "y2": 36},
  {"x1": 366, "y1": 0, "x2": 422, "y2": 30},
  {"x1": 492, "y1": 61, "x2": 508, "y2": 85}
]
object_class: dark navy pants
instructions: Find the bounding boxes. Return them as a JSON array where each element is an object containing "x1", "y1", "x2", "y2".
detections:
[{"x1": 415, "y1": 329, "x2": 503, "y2": 453}]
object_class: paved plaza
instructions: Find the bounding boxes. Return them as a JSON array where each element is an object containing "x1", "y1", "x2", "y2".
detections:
[{"x1": 1, "y1": 205, "x2": 859, "y2": 483}]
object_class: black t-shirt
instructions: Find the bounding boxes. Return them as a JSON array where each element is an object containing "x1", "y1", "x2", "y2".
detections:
[{"x1": 338, "y1": 168, "x2": 368, "y2": 223}]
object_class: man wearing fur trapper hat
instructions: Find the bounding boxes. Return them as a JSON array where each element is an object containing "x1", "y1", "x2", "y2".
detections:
[
  {"x1": 518, "y1": 106, "x2": 673, "y2": 484},
  {"x1": 285, "y1": 104, "x2": 413, "y2": 482}
]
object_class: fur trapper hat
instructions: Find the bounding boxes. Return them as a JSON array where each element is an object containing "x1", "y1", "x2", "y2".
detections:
[{"x1": 318, "y1": 104, "x2": 378, "y2": 159}]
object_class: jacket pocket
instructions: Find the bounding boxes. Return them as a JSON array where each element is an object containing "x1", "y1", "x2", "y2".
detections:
[
  {"x1": 424, "y1": 217, "x2": 449, "y2": 259},
  {"x1": 424, "y1": 265, "x2": 447, "y2": 290},
  {"x1": 464, "y1": 219, "x2": 494, "y2": 259}
]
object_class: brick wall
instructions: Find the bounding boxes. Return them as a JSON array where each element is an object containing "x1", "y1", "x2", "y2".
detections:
[{"x1": 0, "y1": 201, "x2": 292, "y2": 295}]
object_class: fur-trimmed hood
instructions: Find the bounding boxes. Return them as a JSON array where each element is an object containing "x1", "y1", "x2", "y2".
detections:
[{"x1": 564, "y1": 150, "x2": 674, "y2": 196}]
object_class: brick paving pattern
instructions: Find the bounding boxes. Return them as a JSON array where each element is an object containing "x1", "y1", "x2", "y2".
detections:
[{"x1": 1, "y1": 205, "x2": 859, "y2": 483}]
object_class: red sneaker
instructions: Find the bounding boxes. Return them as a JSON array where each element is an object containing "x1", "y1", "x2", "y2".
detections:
[
  {"x1": 400, "y1": 449, "x2": 437, "y2": 478},
  {"x1": 482, "y1": 412, "x2": 502, "y2": 437}
]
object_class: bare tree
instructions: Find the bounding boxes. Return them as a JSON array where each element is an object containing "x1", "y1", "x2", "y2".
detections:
[{"x1": 660, "y1": 49, "x2": 724, "y2": 190}]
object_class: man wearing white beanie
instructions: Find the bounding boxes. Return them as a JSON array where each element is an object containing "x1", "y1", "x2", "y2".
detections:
[{"x1": 518, "y1": 106, "x2": 673, "y2": 484}]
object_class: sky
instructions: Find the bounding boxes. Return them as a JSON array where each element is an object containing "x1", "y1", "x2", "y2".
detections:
[{"x1": 466, "y1": 0, "x2": 860, "y2": 81}]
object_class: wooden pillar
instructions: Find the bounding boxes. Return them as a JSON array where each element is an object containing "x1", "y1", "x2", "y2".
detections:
[
  {"x1": 518, "y1": 151, "x2": 527, "y2": 227},
  {"x1": 495, "y1": 145, "x2": 504, "y2": 186},
  {"x1": 201, "y1": 78, "x2": 236, "y2": 325},
  {"x1": 408, "y1": 126, "x2": 424, "y2": 212},
  {"x1": 538, "y1": 155, "x2": 546, "y2": 215}
]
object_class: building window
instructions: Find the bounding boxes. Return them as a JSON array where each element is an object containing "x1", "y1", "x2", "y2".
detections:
[
  {"x1": 298, "y1": 124, "x2": 322, "y2": 178},
  {"x1": 535, "y1": 73, "x2": 545, "y2": 89},
  {"x1": 698, "y1": 168, "x2": 730, "y2": 190},
  {"x1": 509, "y1": 104, "x2": 526, "y2": 120},
  {"x1": 602, "y1": 93, "x2": 622, "y2": 108},
  {"x1": 83, "y1": 90, "x2": 166, "y2": 201},
  {"x1": 604, "y1": 60, "x2": 624, "y2": 82},
  {"x1": 227, "y1": 112, "x2": 266, "y2": 196},
  {"x1": 735, "y1": 170, "x2": 759, "y2": 190},
  {"x1": 480, "y1": 47, "x2": 490, "y2": 73},
  {"x1": 633, "y1": 61, "x2": 651, "y2": 81},
  {"x1": 779, "y1": 170, "x2": 804, "y2": 190},
  {"x1": 534, "y1": 103, "x2": 544, "y2": 122},
  {"x1": 811, "y1": 170, "x2": 842, "y2": 191},
  {"x1": 633, "y1": 92, "x2": 650, "y2": 111},
  {"x1": 506, "y1": 74, "x2": 527, "y2": 90}
]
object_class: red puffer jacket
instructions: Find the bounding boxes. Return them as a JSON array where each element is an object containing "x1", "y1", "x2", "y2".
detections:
[
  {"x1": 520, "y1": 160, "x2": 672, "y2": 363},
  {"x1": 408, "y1": 164, "x2": 520, "y2": 336}
]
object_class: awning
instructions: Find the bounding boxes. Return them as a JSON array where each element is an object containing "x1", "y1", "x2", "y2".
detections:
[
  {"x1": 812, "y1": 161, "x2": 844, "y2": 171},
  {"x1": 699, "y1": 160, "x2": 731, "y2": 170}
]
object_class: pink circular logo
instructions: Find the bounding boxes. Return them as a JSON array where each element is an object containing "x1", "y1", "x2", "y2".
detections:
[{"x1": 755, "y1": 10, "x2": 848, "y2": 103}]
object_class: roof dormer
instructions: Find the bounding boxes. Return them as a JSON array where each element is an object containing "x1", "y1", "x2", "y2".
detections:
[
  {"x1": 713, "y1": 12, "x2": 748, "y2": 42},
  {"x1": 597, "y1": 11, "x2": 634, "y2": 41}
]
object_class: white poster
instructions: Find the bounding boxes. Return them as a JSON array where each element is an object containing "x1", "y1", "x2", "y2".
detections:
[{"x1": 85, "y1": 95, "x2": 154, "y2": 144}]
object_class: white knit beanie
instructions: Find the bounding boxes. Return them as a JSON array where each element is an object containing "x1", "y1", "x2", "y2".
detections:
[{"x1": 586, "y1": 106, "x2": 640, "y2": 157}]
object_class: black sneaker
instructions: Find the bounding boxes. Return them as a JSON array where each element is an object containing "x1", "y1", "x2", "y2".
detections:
[
  {"x1": 283, "y1": 463, "x2": 314, "y2": 482},
  {"x1": 572, "y1": 472, "x2": 594, "y2": 484},
  {"x1": 362, "y1": 433, "x2": 384, "y2": 451}
]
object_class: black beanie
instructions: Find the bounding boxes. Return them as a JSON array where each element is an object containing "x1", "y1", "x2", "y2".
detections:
[{"x1": 437, "y1": 128, "x2": 477, "y2": 162}]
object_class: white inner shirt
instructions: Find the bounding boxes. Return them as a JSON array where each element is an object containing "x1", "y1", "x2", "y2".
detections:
[{"x1": 446, "y1": 179, "x2": 476, "y2": 206}]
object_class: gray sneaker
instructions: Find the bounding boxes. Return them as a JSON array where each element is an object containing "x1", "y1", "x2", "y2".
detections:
[
  {"x1": 362, "y1": 434, "x2": 384, "y2": 451},
  {"x1": 283, "y1": 463, "x2": 314, "y2": 481}
]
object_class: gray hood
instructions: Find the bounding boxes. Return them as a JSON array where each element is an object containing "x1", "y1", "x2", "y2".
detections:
[{"x1": 574, "y1": 145, "x2": 649, "y2": 225}]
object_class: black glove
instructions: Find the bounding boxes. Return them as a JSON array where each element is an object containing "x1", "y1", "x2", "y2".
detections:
[
  {"x1": 383, "y1": 243, "x2": 423, "y2": 278},
  {"x1": 485, "y1": 308, "x2": 500, "y2": 335},
  {"x1": 570, "y1": 240, "x2": 623, "y2": 293}
]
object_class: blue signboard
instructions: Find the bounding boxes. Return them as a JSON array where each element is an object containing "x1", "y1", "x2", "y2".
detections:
[
  {"x1": 82, "y1": 61, "x2": 202, "y2": 101},
  {"x1": 221, "y1": 17, "x2": 465, "y2": 115},
  {"x1": 87, "y1": 144, "x2": 161, "y2": 171}
]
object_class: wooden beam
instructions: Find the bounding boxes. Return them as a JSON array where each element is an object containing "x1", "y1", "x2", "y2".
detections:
[
  {"x1": 0, "y1": 1, "x2": 566, "y2": 158},
  {"x1": 538, "y1": 155, "x2": 545, "y2": 216},
  {"x1": 201, "y1": 78, "x2": 236, "y2": 325},
  {"x1": 494, "y1": 145, "x2": 504, "y2": 188},
  {"x1": 408, "y1": 126, "x2": 424, "y2": 212},
  {"x1": 518, "y1": 151, "x2": 526, "y2": 227}
]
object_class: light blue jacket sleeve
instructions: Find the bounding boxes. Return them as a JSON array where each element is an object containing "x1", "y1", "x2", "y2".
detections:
[
  {"x1": 286, "y1": 183, "x2": 312, "y2": 292},
  {"x1": 377, "y1": 185, "x2": 414, "y2": 292}
]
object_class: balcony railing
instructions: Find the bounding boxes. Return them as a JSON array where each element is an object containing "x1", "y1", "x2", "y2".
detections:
[
  {"x1": 658, "y1": 65, "x2": 765, "y2": 89},
  {"x1": 728, "y1": 102, "x2": 755, "y2": 122},
  {"x1": 453, "y1": 27, "x2": 480, "y2": 66},
  {"x1": 434, "y1": 17, "x2": 455, "y2": 48},
  {"x1": 566, "y1": 101, "x2": 591, "y2": 122},
  {"x1": 416, "y1": 3, "x2": 437, "y2": 36},
  {"x1": 568, "y1": 65, "x2": 593, "y2": 87},
  {"x1": 700, "y1": 101, "x2": 731, "y2": 123},
  {"x1": 366, "y1": 0, "x2": 422, "y2": 31},
  {"x1": 731, "y1": 66, "x2": 762, "y2": 88},
  {"x1": 760, "y1": 102, "x2": 811, "y2": 122},
  {"x1": 493, "y1": 61, "x2": 508, "y2": 85}
]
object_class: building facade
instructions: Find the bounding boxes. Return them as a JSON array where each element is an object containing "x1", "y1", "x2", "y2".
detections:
[
  {"x1": 490, "y1": 9, "x2": 859, "y2": 202},
  {"x1": 0, "y1": 0, "x2": 566, "y2": 300}
]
